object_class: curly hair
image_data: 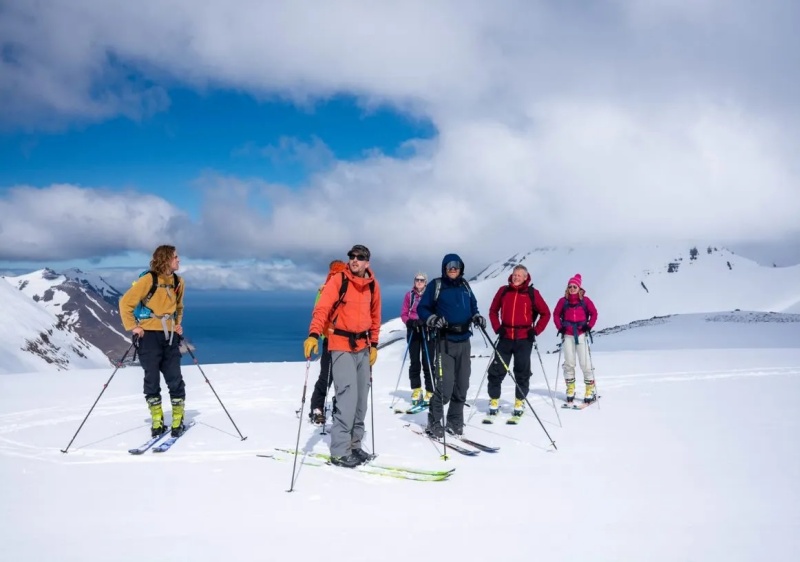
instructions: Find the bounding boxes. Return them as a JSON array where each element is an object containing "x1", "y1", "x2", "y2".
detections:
[{"x1": 150, "y1": 245, "x2": 177, "y2": 276}]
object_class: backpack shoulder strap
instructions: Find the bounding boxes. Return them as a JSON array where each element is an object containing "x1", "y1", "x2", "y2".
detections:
[
  {"x1": 433, "y1": 278, "x2": 442, "y2": 303},
  {"x1": 143, "y1": 271, "x2": 158, "y2": 305}
]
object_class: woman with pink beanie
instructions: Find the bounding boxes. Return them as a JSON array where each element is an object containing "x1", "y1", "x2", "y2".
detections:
[{"x1": 553, "y1": 274, "x2": 598, "y2": 404}]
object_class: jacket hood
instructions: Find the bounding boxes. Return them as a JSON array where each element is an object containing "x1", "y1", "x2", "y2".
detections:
[{"x1": 440, "y1": 253, "x2": 465, "y2": 278}]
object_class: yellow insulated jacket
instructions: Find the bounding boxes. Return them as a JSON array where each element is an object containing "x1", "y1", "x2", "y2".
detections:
[{"x1": 119, "y1": 273, "x2": 184, "y2": 332}]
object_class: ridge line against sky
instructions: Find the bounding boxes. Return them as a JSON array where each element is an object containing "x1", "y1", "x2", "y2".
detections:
[{"x1": 1, "y1": 0, "x2": 799, "y2": 285}]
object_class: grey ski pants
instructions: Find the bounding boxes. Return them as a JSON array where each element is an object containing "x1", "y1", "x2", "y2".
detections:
[
  {"x1": 428, "y1": 338, "x2": 471, "y2": 432},
  {"x1": 329, "y1": 348, "x2": 371, "y2": 458}
]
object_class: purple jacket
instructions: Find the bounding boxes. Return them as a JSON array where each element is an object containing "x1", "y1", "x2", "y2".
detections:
[{"x1": 401, "y1": 289, "x2": 424, "y2": 324}]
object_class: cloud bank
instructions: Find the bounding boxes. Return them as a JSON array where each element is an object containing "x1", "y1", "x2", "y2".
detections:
[{"x1": 1, "y1": 0, "x2": 799, "y2": 277}]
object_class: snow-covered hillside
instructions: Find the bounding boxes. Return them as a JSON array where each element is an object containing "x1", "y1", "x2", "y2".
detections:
[
  {"x1": 0, "y1": 280, "x2": 112, "y2": 373},
  {"x1": 466, "y1": 244, "x2": 800, "y2": 331},
  {"x1": 1, "y1": 315, "x2": 798, "y2": 562}
]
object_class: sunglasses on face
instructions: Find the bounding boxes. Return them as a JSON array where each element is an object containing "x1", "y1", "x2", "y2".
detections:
[
  {"x1": 348, "y1": 253, "x2": 368, "y2": 262},
  {"x1": 415, "y1": 278, "x2": 426, "y2": 283},
  {"x1": 568, "y1": 285, "x2": 578, "y2": 289}
]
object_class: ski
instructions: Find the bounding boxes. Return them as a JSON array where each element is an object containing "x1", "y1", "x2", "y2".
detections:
[
  {"x1": 128, "y1": 430, "x2": 171, "y2": 455},
  {"x1": 152, "y1": 420, "x2": 196, "y2": 453},
  {"x1": 561, "y1": 396, "x2": 601, "y2": 410},
  {"x1": 482, "y1": 414, "x2": 498, "y2": 425},
  {"x1": 407, "y1": 427, "x2": 480, "y2": 456},
  {"x1": 453, "y1": 436, "x2": 500, "y2": 453},
  {"x1": 506, "y1": 415, "x2": 523, "y2": 425},
  {"x1": 270, "y1": 449, "x2": 454, "y2": 481},
  {"x1": 394, "y1": 403, "x2": 428, "y2": 415}
]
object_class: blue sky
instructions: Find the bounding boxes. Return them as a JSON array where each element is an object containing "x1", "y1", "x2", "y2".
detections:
[
  {"x1": 1, "y1": 1, "x2": 799, "y2": 289},
  {"x1": 0, "y1": 90, "x2": 435, "y2": 218}
]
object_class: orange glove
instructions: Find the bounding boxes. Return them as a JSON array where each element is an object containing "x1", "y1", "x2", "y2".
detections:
[
  {"x1": 369, "y1": 346, "x2": 378, "y2": 366},
  {"x1": 303, "y1": 337, "x2": 319, "y2": 359}
]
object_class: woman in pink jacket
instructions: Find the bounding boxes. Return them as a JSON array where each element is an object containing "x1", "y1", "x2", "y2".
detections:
[
  {"x1": 400, "y1": 272, "x2": 433, "y2": 406},
  {"x1": 553, "y1": 274, "x2": 598, "y2": 404}
]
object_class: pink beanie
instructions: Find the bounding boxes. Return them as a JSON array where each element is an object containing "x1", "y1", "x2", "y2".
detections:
[{"x1": 568, "y1": 273, "x2": 582, "y2": 288}]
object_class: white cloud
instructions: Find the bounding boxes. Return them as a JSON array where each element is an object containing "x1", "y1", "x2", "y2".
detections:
[{"x1": 1, "y1": 0, "x2": 799, "y2": 274}]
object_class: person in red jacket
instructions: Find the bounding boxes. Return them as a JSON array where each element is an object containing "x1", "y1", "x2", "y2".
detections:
[
  {"x1": 553, "y1": 273, "x2": 598, "y2": 403},
  {"x1": 486, "y1": 265, "x2": 551, "y2": 418}
]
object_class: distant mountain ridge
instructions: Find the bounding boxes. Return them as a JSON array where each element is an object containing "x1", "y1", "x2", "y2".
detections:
[{"x1": 1, "y1": 268, "x2": 130, "y2": 373}]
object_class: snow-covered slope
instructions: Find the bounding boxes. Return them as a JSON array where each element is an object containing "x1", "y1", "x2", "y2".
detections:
[
  {"x1": 0, "y1": 316, "x2": 798, "y2": 562},
  {"x1": 0, "y1": 280, "x2": 112, "y2": 373},
  {"x1": 3, "y1": 268, "x2": 129, "y2": 366},
  {"x1": 466, "y1": 244, "x2": 800, "y2": 331}
]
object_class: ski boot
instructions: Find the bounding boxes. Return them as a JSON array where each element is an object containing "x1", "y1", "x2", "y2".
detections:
[
  {"x1": 309, "y1": 408, "x2": 326, "y2": 425},
  {"x1": 330, "y1": 453, "x2": 361, "y2": 468},
  {"x1": 488, "y1": 398, "x2": 500, "y2": 416},
  {"x1": 146, "y1": 396, "x2": 167, "y2": 438},
  {"x1": 422, "y1": 390, "x2": 433, "y2": 407},
  {"x1": 512, "y1": 398, "x2": 525, "y2": 417},
  {"x1": 170, "y1": 397, "x2": 186, "y2": 437},
  {"x1": 584, "y1": 381, "x2": 597, "y2": 404},
  {"x1": 565, "y1": 380, "x2": 576, "y2": 404},
  {"x1": 410, "y1": 388, "x2": 422, "y2": 407},
  {"x1": 351, "y1": 448, "x2": 373, "y2": 464}
]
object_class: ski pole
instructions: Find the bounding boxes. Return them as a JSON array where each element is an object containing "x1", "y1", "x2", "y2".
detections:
[
  {"x1": 288, "y1": 358, "x2": 313, "y2": 492},
  {"x1": 437, "y1": 331, "x2": 448, "y2": 461},
  {"x1": 465, "y1": 336, "x2": 496, "y2": 423},
  {"x1": 60, "y1": 341, "x2": 136, "y2": 453},
  {"x1": 533, "y1": 340, "x2": 562, "y2": 427},
  {"x1": 421, "y1": 327, "x2": 435, "y2": 399},
  {"x1": 554, "y1": 335, "x2": 564, "y2": 398},
  {"x1": 585, "y1": 334, "x2": 600, "y2": 410},
  {"x1": 478, "y1": 325, "x2": 557, "y2": 450},
  {"x1": 388, "y1": 330, "x2": 413, "y2": 410},
  {"x1": 183, "y1": 339, "x2": 246, "y2": 441},
  {"x1": 321, "y1": 339, "x2": 332, "y2": 436},
  {"x1": 369, "y1": 369, "x2": 376, "y2": 455}
]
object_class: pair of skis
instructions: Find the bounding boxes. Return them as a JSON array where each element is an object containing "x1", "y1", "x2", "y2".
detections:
[
  {"x1": 482, "y1": 412, "x2": 525, "y2": 425},
  {"x1": 261, "y1": 448, "x2": 454, "y2": 482},
  {"x1": 407, "y1": 426, "x2": 500, "y2": 455},
  {"x1": 561, "y1": 396, "x2": 601, "y2": 410},
  {"x1": 128, "y1": 421, "x2": 196, "y2": 455},
  {"x1": 393, "y1": 402, "x2": 429, "y2": 415}
]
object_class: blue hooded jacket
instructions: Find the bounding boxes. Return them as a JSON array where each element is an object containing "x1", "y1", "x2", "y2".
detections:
[{"x1": 417, "y1": 253, "x2": 479, "y2": 342}]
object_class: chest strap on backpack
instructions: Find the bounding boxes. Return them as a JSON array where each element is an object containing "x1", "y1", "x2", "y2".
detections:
[{"x1": 332, "y1": 328, "x2": 370, "y2": 351}]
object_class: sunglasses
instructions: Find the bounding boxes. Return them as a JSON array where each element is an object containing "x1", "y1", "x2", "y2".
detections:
[
  {"x1": 568, "y1": 285, "x2": 579, "y2": 289},
  {"x1": 415, "y1": 278, "x2": 426, "y2": 282},
  {"x1": 348, "y1": 253, "x2": 368, "y2": 262}
]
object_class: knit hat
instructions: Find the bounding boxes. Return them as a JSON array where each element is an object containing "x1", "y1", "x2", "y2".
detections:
[
  {"x1": 414, "y1": 272, "x2": 427, "y2": 282},
  {"x1": 568, "y1": 273, "x2": 582, "y2": 288}
]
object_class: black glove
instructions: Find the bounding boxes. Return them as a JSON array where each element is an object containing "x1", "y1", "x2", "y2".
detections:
[
  {"x1": 132, "y1": 333, "x2": 140, "y2": 347},
  {"x1": 426, "y1": 315, "x2": 447, "y2": 329},
  {"x1": 557, "y1": 328, "x2": 565, "y2": 336},
  {"x1": 527, "y1": 330, "x2": 536, "y2": 343},
  {"x1": 583, "y1": 323, "x2": 591, "y2": 334},
  {"x1": 497, "y1": 326, "x2": 507, "y2": 339},
  {"x1": 472, "y1": 314, "x2": 486, "y2": 329},
  {"x1": 406, "y1": 319, "x2": 415, "y2": 329}
]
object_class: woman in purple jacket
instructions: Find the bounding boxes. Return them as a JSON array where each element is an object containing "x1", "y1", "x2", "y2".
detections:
[
  {"x1": 400, "y1": 272, "x2": 433, "y2": 406},
  {"x1": 553, "y1": 274, "x2": 598, "y2": 404}
]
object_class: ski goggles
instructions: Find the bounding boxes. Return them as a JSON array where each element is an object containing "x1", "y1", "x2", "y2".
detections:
[{"x1": 445, "y1": 261, "x2": 461, "y2": 271}]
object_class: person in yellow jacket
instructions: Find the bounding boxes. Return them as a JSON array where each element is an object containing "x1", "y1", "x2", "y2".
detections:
[
  {"x1": 303, "y1": 244, "x2": 381, "y2": 468},
  {"x1": 119, "y1": 245, "x2": 187, "y2": 439}
]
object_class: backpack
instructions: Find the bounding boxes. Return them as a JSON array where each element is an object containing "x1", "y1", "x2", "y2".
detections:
[
  {"x1": 559, "y1": 297, "x2": 590, "y2": 324},
  {"x1": 328, "y1": 272, "x2": 376, "y2": 324},
  {"x1": 431, "y1": 277, "x2": 473, "y2": 303},
  {"x1": 133, "y1": 270, "x2": 181, "y2": 321}
]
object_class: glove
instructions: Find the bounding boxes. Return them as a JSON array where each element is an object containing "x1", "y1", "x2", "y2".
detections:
[
  {"x1": 496, "y1": 326, "x2": 507, "y2": 339},
  {"x1": 303, "y1": 336, "x2": 319, "y2": 359},
  {"x1": 527, "y1": 330, "x2": 536, "y2": 343},
  {"x1": 369, "y1": 346, "x2": 378, "y2": 366},
  {"x1": 557, "y1": 327, "x2": 565, "y2": 336},
  {"x1": 408, "y1": 318, "x2": 421, "y2": 329},
  {"x1": 426, "y1": 315, "x2": 447, "y2": 329},
  {"x1": 178, "y1": 338, "x2": 196, "y2": 355},
  {"x1": 472, "y1": 314, "x2": 486, "y2": 329}
]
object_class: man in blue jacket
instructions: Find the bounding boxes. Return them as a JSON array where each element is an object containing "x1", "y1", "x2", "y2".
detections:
[{"x1": 417, "y1": 253, "x2": 485, "y2": 438}]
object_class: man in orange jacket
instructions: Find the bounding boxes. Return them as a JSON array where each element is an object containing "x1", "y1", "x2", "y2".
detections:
[{"x1": 303, "y1": 244, "x2": 381, "y2": 468}]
